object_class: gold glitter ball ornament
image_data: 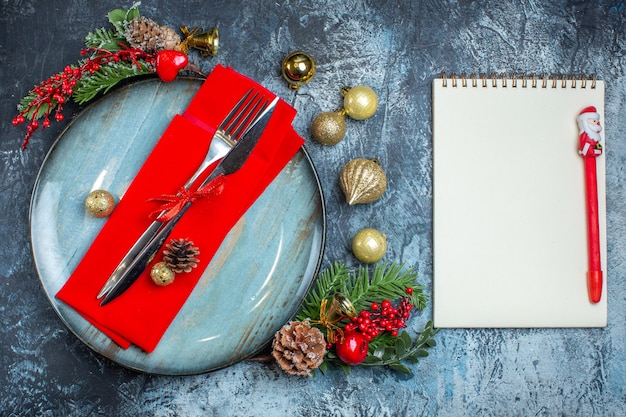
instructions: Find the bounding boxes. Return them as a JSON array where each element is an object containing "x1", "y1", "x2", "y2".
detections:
[
  {"x1": 352, "y1": 228, "x2": 387, "y2": 263},
  {"x1": 85, "y1": 189, "x2": 115, "y2": 218},
  {"x1": 281, "y1": 51, "x2": 316, "y2": 90},
  {"x1": 151, "y1": 262, "x2": 175, "y2": 286},
  {"x1": 342, "y1": 86, "x2": 378, "y2": 120},
  {"x1": 311, "y1": 110, "x2": 347, "y2": 145},
  {"x1": 339, "y1": 158, "x2": 387, "y2": 205}
]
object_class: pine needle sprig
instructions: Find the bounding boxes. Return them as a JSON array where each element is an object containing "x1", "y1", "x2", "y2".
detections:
[
  {"x1": 73, "y1": 59, "x2": 154, "y2": 104},
  {"x1": 296, "y1": 261, "x2": 350, "y2": 322},
  {"x1": 297, "y1": 261, "x2": 427, "y2": 324},
  {"x1": 84, "y1": 28, "x2": 127, "y2": 51},
  {"x1": 295, "y1": 261, "x2": 436, "y2": 376},
  {"x1": 14, "y1": 46, "x2": 156, "y2": 149},
  {"x1": 13, "y1": 4, "x2": 145, "y2": 149},
  {"x1": 84, "y1": 4, "x2": 140, "y2": 50},
  {"x1": 345, "y1": 262, "x2": 425, "y2": 313}
]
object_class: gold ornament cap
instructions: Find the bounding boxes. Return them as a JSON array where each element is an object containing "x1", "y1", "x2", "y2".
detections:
[
  {"x1": 352, "y1": 228, "x2": 387, "y2": 263},
  {"x1": 339, "y1": 158, "x2": 387, "y2": 205},
  {"x1": 281, "y1": 51, "x2": 316, "y2": 90},
  {"x1": 342, "y1": 86, "x2": 378, "y2": 120},
  {"x1": 85, "y1": 189, "x2": 116, "y2": 218}
]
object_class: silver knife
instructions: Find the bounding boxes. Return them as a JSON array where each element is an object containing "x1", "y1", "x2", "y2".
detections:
[
  {"x1": 99, "y1": 97, "x2": 279, "y2": 306},
  {"x1": 96, "y1": 91, "x2": 264, "y2": 301}
]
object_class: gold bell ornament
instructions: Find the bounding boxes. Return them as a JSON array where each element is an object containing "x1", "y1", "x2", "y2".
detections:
[
  {"x1": 316, "y1": 292, "x2": 357, "y2": 343},
  {"x1": 179, "y1": 25, "x2": 219, "y2": 56},
  {"x1": 281, "y1": 51, "x2": 316, "y2": 90},
  {"x1": 85, "y1": 189, "x2": 116, "y2": 218},
  {"x1": 311, "y1": 85, "x2": 379, "y2": 146},
  {"x1": 339, "y1": 158, "x2": 387, "y2": 205},
  {"x1": 352, "y1": 228, "x2": 387, "y2": 263}
]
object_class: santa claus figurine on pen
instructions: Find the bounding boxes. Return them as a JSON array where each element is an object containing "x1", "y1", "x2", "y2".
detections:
[
  {"x1": 577, "y1": 105, "x2": 604, "y2": 303},
  {"x1": 577, "y1": 106, "x2": 603, "y2": 157}
]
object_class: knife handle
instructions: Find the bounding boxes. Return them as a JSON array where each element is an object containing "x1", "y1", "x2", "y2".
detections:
[{"x1": 99, "y1": 202, "x2": 192, "y2": 305}]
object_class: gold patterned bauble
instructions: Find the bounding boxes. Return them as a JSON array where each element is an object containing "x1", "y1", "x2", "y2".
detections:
[
  {"x1": 85, "y1": 189, "x2": 115, "y2": 218},
  {"x1": 311, "y1": 110, "x2": 347, "y2": 145},
  {"x1": 151, "y1": 262, "x2": 175, "y2": 286},
  {"x1": 339, "y1": 158, "x2": 387, "y2": 205},
  {"x1": 342, "y1": 86, "x2": 378, "y2": 120},
  {"x1": 352, "y1": 228, "x2": 387, "y2": 263},
  {"x1": 281, "y1": 51, "x2": 316, "y2": 90}
]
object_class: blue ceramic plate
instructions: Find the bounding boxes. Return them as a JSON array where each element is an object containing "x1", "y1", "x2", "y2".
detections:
[{"x1": 29, "y1": 77, "x2": 325, "y2": 375}]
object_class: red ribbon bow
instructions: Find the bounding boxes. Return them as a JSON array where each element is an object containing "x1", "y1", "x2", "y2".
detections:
[{"x1": 147, "y1": 174, "x2": 226, "y2": 222}]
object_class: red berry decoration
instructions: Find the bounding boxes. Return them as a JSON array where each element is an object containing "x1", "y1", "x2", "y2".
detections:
[
  {"x1": 335, "y1": 329, "x2": 369, "y2": 365},
  {"x1": 14, "y1": 47, "x2": 156, "y2": 149},
  {"x1": 156, "y1": 50, "x2": 188, "y2": 82},
  {"x1": 348, "y1": 297, "x2": 414, "y2": 342}
]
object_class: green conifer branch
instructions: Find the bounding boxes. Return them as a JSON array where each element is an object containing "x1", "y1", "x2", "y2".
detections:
[
  {"x1": 72, "y1": 60, "x2": 154, "y2": 105},
  {"x1": 84, "y1": 28, "x2": 127, "y2": 51},
  {"x1": 296, "y1": 261, "x2": 436, "y2": 376}
]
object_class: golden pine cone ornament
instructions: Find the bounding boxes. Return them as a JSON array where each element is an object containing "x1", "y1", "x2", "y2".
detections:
[
  {"x1": 125, "y1": 16, "x2": 181, "y2": 52},
  {"x1": 339, "y1": 158, "x2": 387, "y2": 205},
  {"x1": 163, "y1": 238, "x2": 200, "y2": 273},
  {"x1": 272, "y1": 320, "x2": 327, "y2": 376}
]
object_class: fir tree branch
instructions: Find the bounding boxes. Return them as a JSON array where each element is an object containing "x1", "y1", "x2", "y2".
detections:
[
  {"x1": 295, "y1": 261, "x2": 436, "y2": 376},
  {"x1": 297, "y1": 261, "x2": 427, "y2": 323},
  {"x1": 345, "y1": 262, "x2": 424, "y2": 312},
  {"x1": 84, "y1": 28, "x2": 127, "y2": 51},
  {"x1": 295, "y1": 261, "x2": 349, "y2": 322},
  {"x1": 72, "y1": 60, "x2": 154, "y2": 104}
]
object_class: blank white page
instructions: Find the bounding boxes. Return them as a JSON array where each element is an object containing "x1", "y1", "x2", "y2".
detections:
[{"x1": 432, "y1": 76, "x2": 607, "y2": 327}]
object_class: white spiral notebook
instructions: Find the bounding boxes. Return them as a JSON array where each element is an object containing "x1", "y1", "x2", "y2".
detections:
[{"x1": 432, "y1": 73, "x2": 607, "y2": 328}]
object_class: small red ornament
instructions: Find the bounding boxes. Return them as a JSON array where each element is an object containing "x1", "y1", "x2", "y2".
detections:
[
  {"x1": 335, "y1": 329, "x2": 369, "y2": 365},
  {"x1": 156, "y1": 50, "x2": 188, "y2": 82}
]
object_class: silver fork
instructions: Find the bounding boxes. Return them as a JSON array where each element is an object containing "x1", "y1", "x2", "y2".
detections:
[
  {"x1": 182, "y1": 88, "x2": 263, "y2": 189},
  {"x1": 96, "y1": 89, "x2": 269, "y2": 299}
]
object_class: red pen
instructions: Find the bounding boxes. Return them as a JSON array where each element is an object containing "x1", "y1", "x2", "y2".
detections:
[{"x1": 577, "y1": 106, "x2": 603, "y2": 303}]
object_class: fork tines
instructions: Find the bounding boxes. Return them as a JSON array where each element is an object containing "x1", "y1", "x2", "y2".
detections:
[{"x1": 221, "y1": 89, "x2": 269, "y2": 142}]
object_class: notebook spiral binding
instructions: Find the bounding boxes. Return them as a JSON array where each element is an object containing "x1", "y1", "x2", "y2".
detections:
[{"x1": 440, "y1": 72, "x2": 597, "y2": 89}]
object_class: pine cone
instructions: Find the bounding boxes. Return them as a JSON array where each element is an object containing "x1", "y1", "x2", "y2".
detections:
[
  {"x1": 272, "y1": 320, "x2": 327, "y2": 376},
  {"x1": 125, "y1": 16, "x2": 181, "y2": 52},
  {"x1": 163, "y1": 238, "x2": 200, "y2": 273}
]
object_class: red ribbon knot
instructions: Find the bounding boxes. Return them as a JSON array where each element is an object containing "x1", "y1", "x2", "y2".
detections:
[{"x1": 147, "y1": 174, "x2": 226, "y2": 222}]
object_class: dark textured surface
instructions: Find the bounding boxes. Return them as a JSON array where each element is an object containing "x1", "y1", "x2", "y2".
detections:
[{"x1": 1, "y1": 1, "x2": 625, "y2": 416}]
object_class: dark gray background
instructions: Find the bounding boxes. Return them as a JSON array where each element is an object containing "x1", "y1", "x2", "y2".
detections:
[{"x1": 1, "y1": 1, "x2": 624, "y2": 416}]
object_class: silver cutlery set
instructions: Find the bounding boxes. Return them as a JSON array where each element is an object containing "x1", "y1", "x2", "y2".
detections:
[{"x1": 97, "y1": 89, "x2": 279, "y2": 305}]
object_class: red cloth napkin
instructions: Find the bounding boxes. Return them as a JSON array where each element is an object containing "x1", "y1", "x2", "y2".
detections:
[{"x1": 56, "y1": 65, "x2": 304, "y2": 352}]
